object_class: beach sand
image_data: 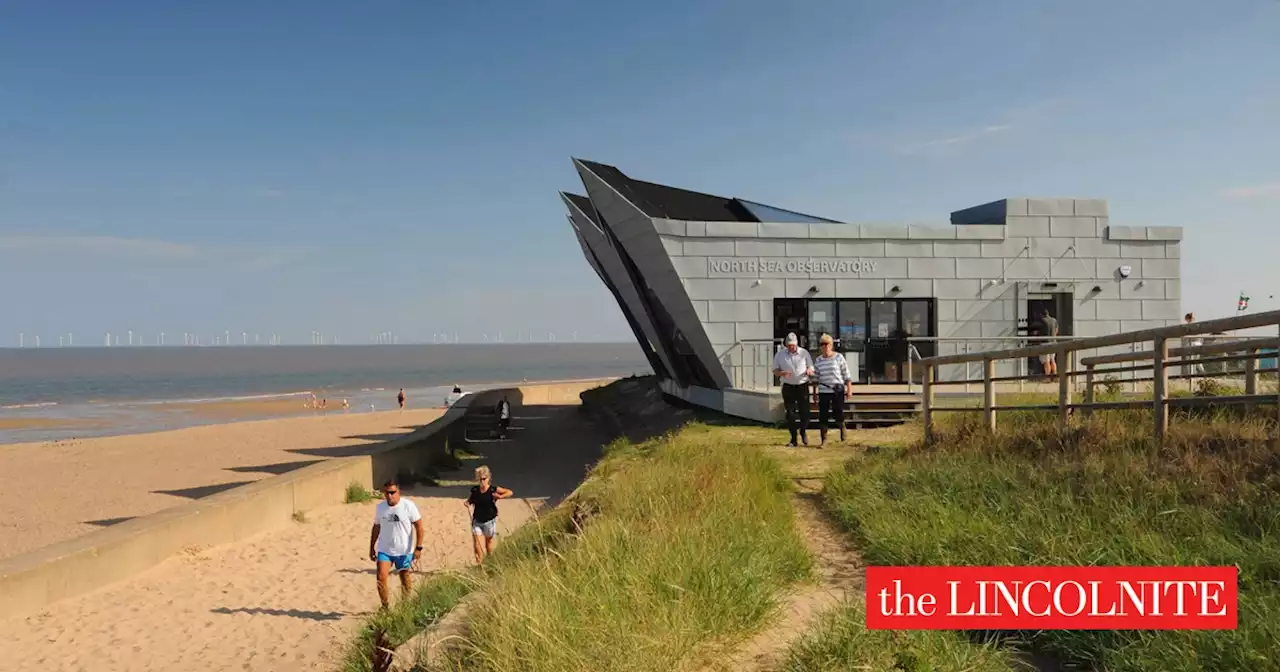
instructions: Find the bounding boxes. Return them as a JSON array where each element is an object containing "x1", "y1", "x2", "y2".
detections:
[
  {"x1": 0, "y1": 417, "x2": 107, "y2": 431},
  {"x1": 0, "y1": 404, "x2": 605, "y2": 672},
  {"x1": 0, "y1": 408, "x2": 444, "y2": 560}
]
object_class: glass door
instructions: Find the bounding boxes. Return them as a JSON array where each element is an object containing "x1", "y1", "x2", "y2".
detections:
[
  {"x1": 899, "y1": 300, "x2": 933, "y2": 383},
  {"x1": 807, "y1": 300, "x2": 835, "y2": 351},
  {"x1": 867, "y1": 301, "x2": 899, "y2": 382},
  {"x1": 838, "y1": 300, "x2": 868, "y2": 380}
]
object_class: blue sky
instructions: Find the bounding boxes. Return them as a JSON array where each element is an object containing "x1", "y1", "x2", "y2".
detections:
[{"x1": 1, "y1": 0, "x2": 1277, "y2": 346}]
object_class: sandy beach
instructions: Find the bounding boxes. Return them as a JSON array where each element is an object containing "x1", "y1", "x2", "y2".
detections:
[
  {"x1": 0, "y1": 408, "x2": 444, "y2": 560},
  {"x1": 0, "y1": 403, "x2": 605, "y2": 671}
]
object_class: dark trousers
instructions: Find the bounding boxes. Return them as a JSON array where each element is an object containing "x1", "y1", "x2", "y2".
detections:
[
  {"x1": 817, "y1": 392, "x2": 846, "y2": 440},
  {"x1": 781, "y1": 383, "x2": 810, "y2": 444}
]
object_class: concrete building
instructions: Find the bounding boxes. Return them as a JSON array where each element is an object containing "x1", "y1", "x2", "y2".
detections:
[{"x1": 560, "y1": 158, "x2": 1183, "y2": 420}]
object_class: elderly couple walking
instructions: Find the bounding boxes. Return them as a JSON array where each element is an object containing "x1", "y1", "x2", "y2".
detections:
[{"x1": 772, "y1": 331, "x2": 853, "y2": 448}]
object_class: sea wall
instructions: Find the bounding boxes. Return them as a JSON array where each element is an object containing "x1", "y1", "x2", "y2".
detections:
[{"x1": 0, "y1": 377, "x2": 614, "y2": 621}]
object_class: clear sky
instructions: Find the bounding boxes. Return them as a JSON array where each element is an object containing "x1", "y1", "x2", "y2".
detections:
[{"x1": 1, "y1": 0, "x2": 1277, "y2": 346}]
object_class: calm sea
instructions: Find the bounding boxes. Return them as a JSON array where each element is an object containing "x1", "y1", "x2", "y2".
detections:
[{"x1": 0, "y1": 343, "x2": 650, "y2": 444}]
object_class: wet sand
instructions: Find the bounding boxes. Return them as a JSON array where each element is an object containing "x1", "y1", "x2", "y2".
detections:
[
  {"x1": 0, "y1": 417, "x2": 106, "y2": 431},
  {"x1": 0, "y1": 408, "x2": 444, "y2": 560},
  {"x1": 0, "y1": 404, "x2": 606, "y2": 672}
]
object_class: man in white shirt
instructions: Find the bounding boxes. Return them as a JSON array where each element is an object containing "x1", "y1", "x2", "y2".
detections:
[
  {"x1": 367, "y1": 478, "x2": 426, "y2": 608},
  {"x1": 772, "y1": 332, "x2": 816, "y2": 447}
]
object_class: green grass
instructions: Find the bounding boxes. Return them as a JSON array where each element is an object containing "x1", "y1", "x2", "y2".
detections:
[
  {"x1": 339, "y1": 571, "x2": 475, "y2": 672},
  {"x1": 782, "y1": 600, "x2": 1019, "y2": 672},
  {"x1": 345, "y1": 481, "x2": 379, "y2": 504},
  {"x1": 434, "y1": 424, "x2": 813, "y2": 672},
  {"x1": 817, "y1": 405, "x2": 1280, "y2": 671}
]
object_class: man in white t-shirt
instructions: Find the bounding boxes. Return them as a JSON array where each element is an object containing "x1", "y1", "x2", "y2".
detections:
[{"x1": 367, "y1": 478, "x2": 425, "y2": 608}]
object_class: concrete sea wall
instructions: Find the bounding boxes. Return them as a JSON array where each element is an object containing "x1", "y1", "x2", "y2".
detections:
[{"x1": 0, "y1": 378, "x2": 612, "y2": 621}]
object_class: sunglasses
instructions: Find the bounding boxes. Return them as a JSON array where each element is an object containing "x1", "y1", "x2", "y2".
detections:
[{"x1": 384, "y1": 490, "x2": 399, "y2": 496}]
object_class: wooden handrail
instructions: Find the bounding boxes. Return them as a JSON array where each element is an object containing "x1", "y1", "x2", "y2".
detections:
[
  {"x1": 1079, "y1": 337, "x2": 1280, "y2": 367},
  {"x1": 921, "y1": 308, "x2": 1280, "y2": 366}
]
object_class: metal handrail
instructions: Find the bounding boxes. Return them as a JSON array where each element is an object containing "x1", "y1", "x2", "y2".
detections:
[{"x1": 914, "y1": 309, "x2": 1280, "y2": 442}]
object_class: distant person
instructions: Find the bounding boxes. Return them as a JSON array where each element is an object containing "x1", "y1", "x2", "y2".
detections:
[
  {"x1": 464, "y1": 465, "x2": 512, "y2": 566},
  {"x1": 445, "y1": 385, "x2": 465, "y2": 407},
  {"x1": 1039, "y1": 309, "x2": 1060, "y2": 382},
  {"x1": 342, "y1": 398, "x2": 350, "y2": 412},
  {"x1": 397, "y1": 388, "x2": 406, "y2": 410},
  {"x1": 368, "y1": 478, "x2": 425, "y2": 608},
  {"x1": 772, "y1": 332, "x2": 815, "y2": 447},
  {"x1": 496, "y1": 396, "x2": 511, "y2": 438},
  {"x1": 813, "y1": 333, "x2": 853, "y2": 447},
  {"x1": 1183, "y1": 313, "x2": 1205, "y2": 378}
]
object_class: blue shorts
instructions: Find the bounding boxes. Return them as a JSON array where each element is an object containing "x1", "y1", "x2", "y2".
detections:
[{"x1": 376, "y1": 551, "x2": 413, "y2": 572}]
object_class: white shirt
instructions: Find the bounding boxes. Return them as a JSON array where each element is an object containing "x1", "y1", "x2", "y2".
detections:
[
  {"x1": 373, "y1": 499, "x2": 422, "y2": 556},
  {"x1": 773, "y1": 347, "x2": 814, "y2": 385},
  {"x1": 499, "y1": 401, "x2": 510, "y2": 419}
]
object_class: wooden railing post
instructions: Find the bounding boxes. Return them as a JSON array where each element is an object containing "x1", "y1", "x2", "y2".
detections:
[
  {"x1": 1245, "y1": 347, "x2": 1258, "y2": 396},
  {"x1": 1058, "y1": 346, "x2": 1072, "y2": 426},
  {"x1": 1084, "y1": 362, "x2": 1095, "y2": 417},
  {"x1": 1153, "y1": 337, "x2": 1168, "y2": 442},
  {"x1": 983, "y1": 358, "x2": 996, "y2": 431},
  {"x1": 923, "y1": 363, "x2": 935, "y2": 443}
]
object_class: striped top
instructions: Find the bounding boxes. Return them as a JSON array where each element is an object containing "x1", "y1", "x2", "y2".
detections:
[{"x1": 813, "y1": 352, "x2": 852, "y2": 392}]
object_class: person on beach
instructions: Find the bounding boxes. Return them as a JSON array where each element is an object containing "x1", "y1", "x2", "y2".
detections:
[
  {"x1": 464, "y1": 465, "x2": 512, "y2": 565},
  {"x1": 772, "y1": 332, "x2": 815, "y2": 447},
  {"x1": 397, "y1": 388, "x2": 406, "y2": 410},
  {"x1": 368, "y1": 478, "x2": 425, "y2": 608},
  {"x1": 342, "y1": 398, "x2": 350, "y2": 412},
  {"x1": 813, "y1": 333, "x2": 853, "y2": 447},
  {"x1": 496, "y1": 396, "x2": 511, "y2": 439}
]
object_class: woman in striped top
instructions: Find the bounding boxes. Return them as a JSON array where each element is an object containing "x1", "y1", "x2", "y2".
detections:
[{"x1": 813, "y1": 333, "x2": 853, "y2": 447}]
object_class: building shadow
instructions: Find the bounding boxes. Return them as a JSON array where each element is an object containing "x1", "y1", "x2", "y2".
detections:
[
  {"x1": 209, "y1": 606, "x2": 345, "y2": 621},
  {"x1": 341, "y1": 433, "x2": 416, "y2": 443},
  {"x1": 226, "y1": 459, "x2": 323, "y2": 476},
  {"x1": 153, "y1": 481, "x2": 256, "y2": 500}
]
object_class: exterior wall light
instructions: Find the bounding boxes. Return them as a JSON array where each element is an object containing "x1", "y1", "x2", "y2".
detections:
[{"x1": 808, "y1": 285, "x2": 820, "y2": 293}]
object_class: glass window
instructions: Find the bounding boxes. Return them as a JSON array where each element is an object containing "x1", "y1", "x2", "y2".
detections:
[
  {"x1": 869, "y1": 301, "x2": 898, "y2": 341},
  {"x1": 735, "y1": 198, "x2": 844, "y2": 224}
]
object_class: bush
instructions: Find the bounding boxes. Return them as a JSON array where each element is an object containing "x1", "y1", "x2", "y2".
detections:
[
  {"x1": 824, "y1": 408, "x2": 1280, "y2": 671},
  {"x1": 439, "y1": 424, "x2": 812, "y2": 672},
  {"x1": 345, "y1": 481, "x2": 379, "y2": 504}
]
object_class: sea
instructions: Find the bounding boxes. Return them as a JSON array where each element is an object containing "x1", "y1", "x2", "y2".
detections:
[{"x1": 0, "y1": 343, "x2": 651, "y2": 444}]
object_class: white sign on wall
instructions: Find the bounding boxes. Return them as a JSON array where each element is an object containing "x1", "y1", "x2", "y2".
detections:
[{"x1": 708, "y1": 257, "x2": 879, "y2": 277}]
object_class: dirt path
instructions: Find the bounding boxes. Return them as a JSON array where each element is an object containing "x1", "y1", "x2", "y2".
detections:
[
  {"x1": 706, "y1": 478, "x2": 865, "y2": 672},
  {"x1": 0, "y1": 403, "x2": 604, "y2": 672}
]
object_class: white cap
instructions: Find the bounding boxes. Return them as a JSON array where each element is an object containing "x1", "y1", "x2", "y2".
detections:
[{"x1": 785, "y1": 332, "x2": 798, "y2": 345}]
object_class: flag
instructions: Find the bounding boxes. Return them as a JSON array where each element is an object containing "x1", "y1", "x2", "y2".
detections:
[{"x1": 1238, "y1": 293, "x2": 1250, "y2": 311}]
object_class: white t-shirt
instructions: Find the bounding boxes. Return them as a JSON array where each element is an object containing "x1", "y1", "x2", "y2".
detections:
[{"x1": 373, "y1": 499, "x2": 422, "y2": 556}]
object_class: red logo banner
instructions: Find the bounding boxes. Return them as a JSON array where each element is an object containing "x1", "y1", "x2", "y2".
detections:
[{"x1": 865, "y1": 566, "x2": 1238, "y2": 630}]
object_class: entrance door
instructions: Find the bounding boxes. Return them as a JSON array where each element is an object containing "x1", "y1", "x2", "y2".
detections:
[
  {"x1": 774, "y1": 299, "x2": 807, "y2": 349},
  {"x1": 838, "y1": 300, "x2": 868, "y2": 380},
  {"x1": 866, "y1": 300, "x2": 899, "y2": 382},
  {"x1": 808, "y1": 300, "x2": 835, "y2": 350},
  {"x1": 900, "y1": 300, "x2": 934, "y2": 383}
]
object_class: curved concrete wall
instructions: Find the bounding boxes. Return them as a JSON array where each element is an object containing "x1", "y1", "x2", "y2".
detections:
[{"x1": 0, "y1": 378, "x2": 613, "y2": 621}]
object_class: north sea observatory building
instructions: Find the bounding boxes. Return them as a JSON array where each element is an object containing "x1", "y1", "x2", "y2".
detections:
[{"x1": 560, "y1": 158, "x2": 1182, "y2": 421}]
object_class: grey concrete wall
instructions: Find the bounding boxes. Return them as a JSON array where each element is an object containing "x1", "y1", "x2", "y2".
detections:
[{"x1": 654, "y1": 199, "x2": 1181, "y2": 383}]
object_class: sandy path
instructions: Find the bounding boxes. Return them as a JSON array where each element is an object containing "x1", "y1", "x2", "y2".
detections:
[
  {"x1": 0, "y1": 409, "x2": 443, "y2": 560},
  {"x1": 0, "y1": 403, "x2": 604, "y2": 672}
]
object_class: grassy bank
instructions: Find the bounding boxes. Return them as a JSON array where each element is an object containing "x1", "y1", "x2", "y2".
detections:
[
  {"x1": 434, "y1": 424, "x2": 812, "y2": 672},
  {"x1": 819, "y1": 404, "x2": 1280, "y2": 671},
  {"x1": 340, "y1": 571, "x2": 475, "y2": 672}
]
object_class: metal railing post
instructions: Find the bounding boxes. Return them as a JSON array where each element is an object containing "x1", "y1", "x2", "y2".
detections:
[
  {"x1": 1153, "y1": 337, "x2": 1168, "y2": 442},
  {"x1": 923, "y1": 363, "x2": 935, "y2": 443},
  {"x1": 983, "y1": 357, "x2": 996, "y2": 431},
  {"x1": 1084, "y1": 362, "x2": 1095, "y2": 417},
  {"x1": 1245, "y1": 347, "x2": 1258, "y2": 396}
]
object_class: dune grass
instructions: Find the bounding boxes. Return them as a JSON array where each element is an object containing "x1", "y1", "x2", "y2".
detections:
[
  {"x1": 782, "y1": 600, "x2": 1020, "y2": 672},
  {"x1": 816, "y1": 402, "x2": 1280, "y2": 671},
  {"x1": 340, "y1": 570, "x2": 475, "y2": 672},
  {"x1": 432, "y1": 424, "x2": 813, "y2": 672}
]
